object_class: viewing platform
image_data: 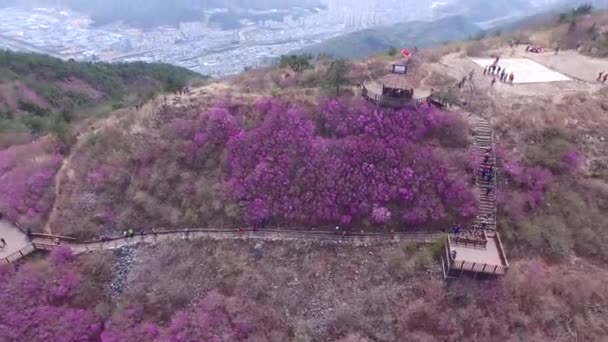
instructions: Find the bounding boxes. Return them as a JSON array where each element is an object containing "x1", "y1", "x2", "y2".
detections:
[
  {"x1": 442, "y1": 230, "x2": 509, "y2": 279},
  {"x1": 362, "y1": 74, "x2": 432, "y2": 109}
]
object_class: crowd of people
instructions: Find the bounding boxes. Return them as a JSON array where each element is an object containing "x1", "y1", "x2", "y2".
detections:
[{"x1": 483, "y1": 62, "x2": 515, "y2": 86}]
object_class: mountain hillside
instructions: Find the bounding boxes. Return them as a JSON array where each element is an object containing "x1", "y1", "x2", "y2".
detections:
[
  {"x1": 1, "y1": 7, "x2": 608, "y2": 342},
  {"x1": 0, "y1": 50, "x2": 202, "y2": 148},
  {"x1": 300, "y1": 15, "x2": 482, "y2": 59}
]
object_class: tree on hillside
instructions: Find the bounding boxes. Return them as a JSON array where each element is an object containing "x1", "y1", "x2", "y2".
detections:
[
  {"x1": 279, "y1": 54, "x2": 313, "y2": 74},
  {"x1": 387, "y1": 46, "x2": 398, "y2": 56},
  {"x1": 49, "y1": 115, "x2": 76, "y2": 150},
  {"x1": 324, "y1": 59, "x2": 350, "y2": 96}
]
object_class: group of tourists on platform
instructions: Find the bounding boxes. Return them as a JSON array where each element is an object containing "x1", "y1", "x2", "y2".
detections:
[{"x1": 483, "y1": 57, "x2": 515, "y2": 86}]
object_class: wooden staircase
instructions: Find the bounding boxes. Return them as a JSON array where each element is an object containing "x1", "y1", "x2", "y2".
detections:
[{"x1": 473, "y1": 119, "x2": 497, "y2": 231}]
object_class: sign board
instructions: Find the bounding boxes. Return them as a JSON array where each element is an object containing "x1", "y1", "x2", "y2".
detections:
[{"x1": 392, "y1": 64, "x2": 408, "y2": 74}]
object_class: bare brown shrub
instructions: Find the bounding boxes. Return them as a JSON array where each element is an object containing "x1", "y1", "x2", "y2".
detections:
[
  {"x1": 367, "y1": 60, "x2": 390, "y2": 79},
  {"x1": 418, "y1": 49, "x2": 445, "y2": 63},
  {"x1": 464, "y1": 41, "x2": 490, "y2": 57},
  {"x1": 72, "y1": 251, "x2": 115, "y2": 317}
]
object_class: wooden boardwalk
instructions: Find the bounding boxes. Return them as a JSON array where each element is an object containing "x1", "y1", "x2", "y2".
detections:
[
  {"x1": 2, "y1": 229, "x2": 446, "y2": 264},
  {"x1": 0, "y1": 219, "x2": 30, "y2": 261},
  {"x1": 441, "y1": 115, "x2": 508, "y2": 278}
]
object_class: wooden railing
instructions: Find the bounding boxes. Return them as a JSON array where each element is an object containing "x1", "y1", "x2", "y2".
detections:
[
  {"x1": 362, "y1": 86, "x2": 428, "y2": 109},
  {"x1": 30, "y1": 233, "x2": 77, "y2": 241},
  {"x1": 449, "y1": 259, "x2": 507, "y2": 275},
  {"x1": 443, "y1": 240, "x2": 507, "y2": 275},
  {"x1": 2, "y1": 228, "x2": 446, "y2": 265}
]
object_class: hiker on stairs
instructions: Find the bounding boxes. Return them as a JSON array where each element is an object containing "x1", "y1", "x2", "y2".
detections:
[{"x1": 483, "y1": 150, "x2": 491, "y2": 163}]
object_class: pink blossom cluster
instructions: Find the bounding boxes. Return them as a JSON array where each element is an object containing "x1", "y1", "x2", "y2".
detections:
[
  {"x1": 225, "y1": 98, "x2": 476, "y2": 227},
  {"x1": 0, "y1": 249, "x2": 101, "y2": 341},
  {"x1": 0, "y1": 249, "x2": 261, "y2": 341},
  {"x1": 0, "y1": 139, "x2": 62, "y2": 229},
  {"x1": 500, "y1": 158, "x2": 554, "y2": 215},
  {"x1": 562, "y1": 149, "x2": 581, "y2": 173}
]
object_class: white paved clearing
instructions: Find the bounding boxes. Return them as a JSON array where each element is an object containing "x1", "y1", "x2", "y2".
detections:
[{"x1": 470, "y1": 58, "x2": 571, "y2": 84}]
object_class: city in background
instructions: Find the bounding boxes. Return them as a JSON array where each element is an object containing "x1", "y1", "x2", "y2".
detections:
[
  {"x1": 0, "y1": 1, "x2": 460, "y2": 76},
  {"x1": 0, "y1": 0, "x2": 604, "y2": 76}
]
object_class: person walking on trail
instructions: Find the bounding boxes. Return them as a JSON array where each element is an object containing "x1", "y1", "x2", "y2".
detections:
[
  {"x1": 486, "y1": 170, "x2": 495, "y2": 182},
  {"x1": 597, "y1": 72, "x2": 604, "y2": 81},
  {"x1": 469, "y1": 70, "x2": 474, "y2": 81},
  {"x1": 481, "y1": 167, "x2": 488, "y2": 179},
  {"x1": 483, "y1": 66, "x2": 488, "y2": 75},
  {"x1": 509, "y1": 73, "x2": 515, "y2": 84},
  {"x1": 496, "y1": 66, "x2": 502, "y2": 75},
  {"x1": 484, "y1": 150, "x2": 491, "y2": 163},
  {"x1": 603, "y1": 74, "x2": 608, "y2": 84},
  {"x1": 491, "y1": 77, "x2": 496, "y2": 87},
  {"x1": 0, "y1": 237, "x2": 6, "y2": 248},
  {"x1": 128, "y1": 228, "x2": 134, "y2": 238},
  {"x1": 459, "y1": 76, "x2": 467, "y2": 89},
  {"x1": 554, "y1": 45, "x2": 560, "y2": 55},
  {"x1": 485, "y1": 187, "x2": 492, "y2": 197}
]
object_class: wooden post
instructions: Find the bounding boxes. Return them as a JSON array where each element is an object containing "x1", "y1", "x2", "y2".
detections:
[
  {"x1": 493, "y1": 265, "x2": 498, "y2": 274},
  {"x1": 471, "y1": 262, "x2": 476, "y2": 270},
  {"x1": 19, "y1": 250, "x2": 23, "y2": 257},
  {"x1": 482, "y1": 264, "x2": 487, "y2": 272}
]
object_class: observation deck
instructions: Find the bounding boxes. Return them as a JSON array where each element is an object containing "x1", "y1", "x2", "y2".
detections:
[
  {"x1": 362, "y1": 73, "x2": 432, "y2": 109},
  {"x1": 442, "y1": 230, "x2": 509, "y2": 278}
]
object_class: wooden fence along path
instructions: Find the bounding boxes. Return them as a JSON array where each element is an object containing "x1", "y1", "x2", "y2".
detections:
[{"x1": 2, "y1": 229, "x2": 446, "y2": 264}]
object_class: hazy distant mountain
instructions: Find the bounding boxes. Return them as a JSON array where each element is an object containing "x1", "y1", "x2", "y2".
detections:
[
  {"x1": 299, "y1": 15, "x2": 482, "y2": 59},
  {"x1": 433, "y1": 0, "x2": 533, "y2": 21},
  {"x1": 297, "y1": 0, "x2": 608, "y2": 59}
]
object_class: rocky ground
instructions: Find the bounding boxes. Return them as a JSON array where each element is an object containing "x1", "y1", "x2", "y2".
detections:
[{"x1": 111, "y1": 238, "x2": 439, "y2": 339}]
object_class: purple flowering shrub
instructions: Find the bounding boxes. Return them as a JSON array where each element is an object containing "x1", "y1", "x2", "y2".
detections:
[
  {"x1": 55, "y1": 97, "x2": 475, "y2": 236},
  {"x1": 0, "y1": 249, "x2": 102, "y2": 341},
  {"x1": 102, "y1": 291, "x2": 265, "y2": 341},
  {"x1": 0, "y1": 138, "x2": 62, "y2": 230},
  {"x1": 500, "y1": 158, "x2": 554, "y2": 215},
  {"x1": 562, "y1": 149, "x2": 581, "y2": 173},
  {"x1": 371, "y1": 207, "x2": 392, "y2": 225},
  {"x1": 227, "y1": 98, "x2": 476, "y2": 228},
  {"x1": 1, "y1": 249, "x2": 264, "y2": 341}
]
